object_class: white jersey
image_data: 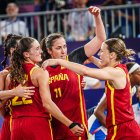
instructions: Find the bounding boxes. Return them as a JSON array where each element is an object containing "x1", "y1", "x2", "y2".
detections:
[
  {"x1": 0, "y1": 18, "x2": 29, "y2": 44},
  {"x1": 88, "y1": 114, "x2": 107, "y2": 140}
]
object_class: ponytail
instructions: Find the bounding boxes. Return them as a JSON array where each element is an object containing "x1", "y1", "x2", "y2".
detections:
[{"x1": 124, "y1": 49, "x2": 136, "y2": 61}]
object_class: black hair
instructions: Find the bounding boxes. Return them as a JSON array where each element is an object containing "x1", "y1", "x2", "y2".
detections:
[
  {"x1": 1, "y1": 34, "x2": 22, "y2": 69},
  {"x1": 126, "y1": 62, "x2": 136, "y2": 71}
]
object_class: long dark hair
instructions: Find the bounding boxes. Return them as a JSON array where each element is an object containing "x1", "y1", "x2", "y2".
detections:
[
  {"x1": 40, "y1": 33, "x2": 64, "y2": 62},
  {"x1": 1, "y1": 34, "x2": 22, "y2": 69},
  {"x1": 10, "y1": 37, "x2": 35, "y2": 86}
]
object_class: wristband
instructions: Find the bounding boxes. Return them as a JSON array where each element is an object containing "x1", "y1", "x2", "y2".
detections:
[{"x1": 69, "y1": 122, "x2": 81, "y2": 129}]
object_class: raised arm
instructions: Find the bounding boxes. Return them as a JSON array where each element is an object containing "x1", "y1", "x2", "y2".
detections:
[
  {"x1": 35, "y1": 68, "x2": 84, "y2": 136},
  {"x1": 84, "y1": 56, "x2": 102, "y2": 68},
  {"x1": 84, "y1": 6, "x2": 106, "y2": 57}
]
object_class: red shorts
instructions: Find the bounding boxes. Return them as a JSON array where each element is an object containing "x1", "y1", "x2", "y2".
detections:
[
  {"x1": 106, "y1": 120, "x2": 140, "y2": 140},
  {"x1": 54, "y1": 136, "x2": 87, "y2": 140},
  {"x1": 1, "y1": 115, "x2": 11, "y2": 140},
  {"x1": 11, "y1": 117, "x2": 53, "y2": 140},
  {"x1": 52, "y1": 120, "x2": 88, "y2": 140}
]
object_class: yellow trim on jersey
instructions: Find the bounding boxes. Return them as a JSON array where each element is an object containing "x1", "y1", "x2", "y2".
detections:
[
  {"x1": 78, "y1": 74, "x2": 88, "y2": 139},
  {"x1": 66, "y1": 55, "x2": 69, "y2": 61},
  {"x1": 127, "y1": 74, "x2": 132, "y2": 105},
  {"x1": 61, "y1": 55, "x2": 69, "y2": 69},
  {"x1": 111, "y1": 125, "x2": 117, "y2": 140},
  {"x1": 48, "y1": 118, "x2": 53, "y2": 140},
  {"x1": 30, "y1": 65, "x2": 39, "y2": 76},
  {"x1": 78, "y1": 137, "x2": 81, "y2": 140},
  {"x1": 10, "y1": 115, "x2": 12, "y2": 131},
  {"x1": 8, "y1": 100, "x2": 12, "y2": 131},
  {"x1": 107, "y1": 81, "x2": 115, "y2": 125},
  {"x1": 107, "y1": 81, "x2": 117, "y2": 140},
  {"x1": 130, "y1": 87, "x2": 133, "y2": 105}
]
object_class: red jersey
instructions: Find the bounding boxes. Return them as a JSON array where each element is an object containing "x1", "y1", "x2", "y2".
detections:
[
  {"x1": 10, "y1": 63, "x2": 50, "y2": 119},
  {"x1": 0, "y1": 67, "x2": 11, "y2": 140},
  {"x1": 46, "y1": 65, "x2": 88, "y2": 139},
  {"x1": 2, "y1": 67, "x2": 11, "y2": 117},
  {"x1": 105, "y1": 64, "x2": 134, "y2": 128}
]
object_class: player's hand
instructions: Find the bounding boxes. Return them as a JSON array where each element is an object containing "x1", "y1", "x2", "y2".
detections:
[
  {"x1": 69, "y1": 122, "x2": 84, "y2": 136},
  {"x1": 42, "y1": 59, "x2": 58, "y2": 69},
  {"x1": 81, "y1": 79, "x2": 86, "y2": 89},
  {"x1": 13, "y1": 84, "x2": 35, "y2": 98},
  {"x1": 88, "y1": 6, "x2": 100, "y2": 16}
]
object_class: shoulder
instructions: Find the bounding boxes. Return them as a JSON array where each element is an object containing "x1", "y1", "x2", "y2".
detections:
[
  {"x1": 5, "y1": 73, "x2": 11, "y2": 87},
  {"x1": 16, "y1": 20, "x2": 26, "y2": 25},
  {"x1": 32, "y1": 67, "x2": 49, "y2": 78},
  {"x1": 0, "y1": 69, "x2": 9, "y2": 78},
  {"x1": 116, "y1": 64, "x2": 127, "y2": 72}
]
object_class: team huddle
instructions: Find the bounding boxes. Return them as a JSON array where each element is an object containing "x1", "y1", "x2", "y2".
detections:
[{"x1": 0, "y1": 6, "x2": 140, "y2": 140}]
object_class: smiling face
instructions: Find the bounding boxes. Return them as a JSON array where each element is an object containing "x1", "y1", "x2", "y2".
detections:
[
  {"x1": 98, "y1": 42, "x2": 111, "y2": 68},
  {"x1": 24, "y1": 40, "x2": 42, "y2": 64},
  {"x1": 47, "y1": 37, "x2": 67, "y2": 60}
]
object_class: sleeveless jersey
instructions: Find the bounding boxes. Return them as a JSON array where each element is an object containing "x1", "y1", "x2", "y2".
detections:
[
  {"x1": 2, "y1": 67, "x2": 11, "y2": 117},
  {"x1": 10, "y1": 63, "x2": 50, "y2": 119},
  {"x1": 105, "y1": 64, "x2": 134, "y2": 128},
  {"x1": 0, "y1": 67, "x2": 11, "y2": 140},
  {"x1": 46, "y1": 65, "x2": 88, "y2": 138}
]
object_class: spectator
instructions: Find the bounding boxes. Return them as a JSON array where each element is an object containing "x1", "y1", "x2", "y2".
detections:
[
  {"x1": 0, "y1": 2, "x2": 29, "y2": 45},
  {"x1": 101, "y1": 0, "x2": 139, "y2": 38},
  {"x1": 67, "y1": 0, "x2": 96, "y2": 41},
  {"x1": 39, "y1": 0, "x2": 66, "y2": 39}
]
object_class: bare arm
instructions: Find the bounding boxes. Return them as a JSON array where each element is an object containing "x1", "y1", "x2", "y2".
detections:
[
  {"x1": 43, "y1": 59, "x2": 125, "y2": 84},
  {"x1": 1, "y1": 74, "x2": 35, "y2": 100},
  {"x1": 84, "y1": 6, "x2": 106, "y2": 57},
  {"x1": 94, "y1": 94, "x2": 107, "y2": 127},
  {"x1": 0, "y1": 72, "x2": 34, "y2": 110},
  {"x1": 0, "y1": 70, "x2": 9, "y2": 109},
  {"x1": 35, "y1": 68, "x2": 84, "y2": 135},
  {"x1": 88, "y1": 56, "x2": 102, "y2": 68},
  {"x1": 0, "y1": 70, "x2": 9, "y2": 90}
]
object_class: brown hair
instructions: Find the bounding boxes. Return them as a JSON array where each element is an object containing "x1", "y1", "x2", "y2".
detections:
[
  {"x1": 1, "y1": 34, "x2": 22, "y2": 69},
  {"x1": 40, "y1": 33, "x2": 64, "y2": 61},
  {"x1": 104, "y1": 38, "x2": 135, "y2": 61},
  {"x1": 10, "y1": 37, "x2": 35, "y2": 86}
]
